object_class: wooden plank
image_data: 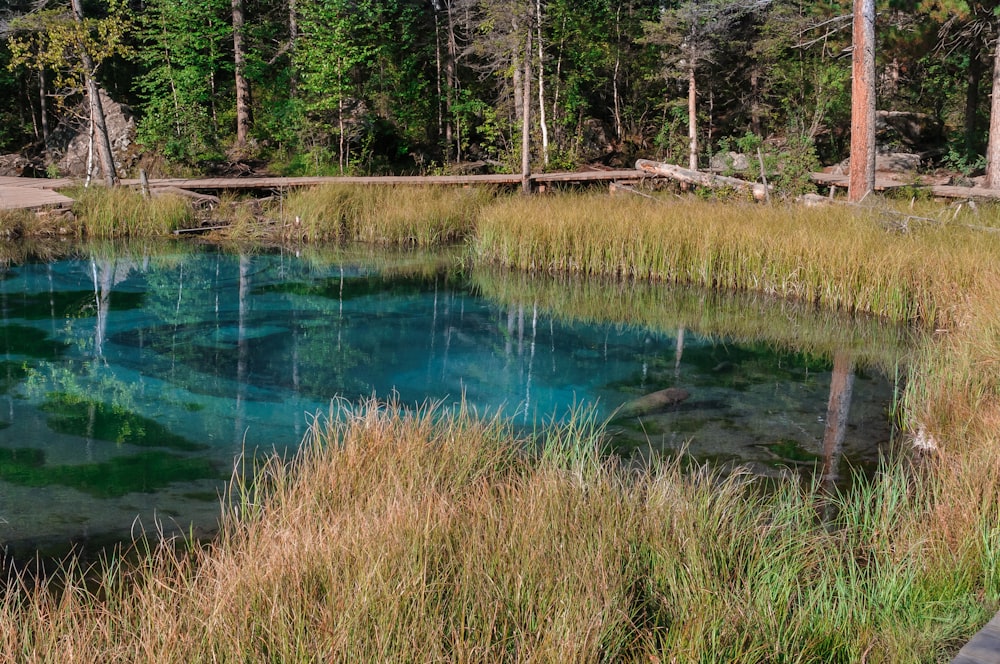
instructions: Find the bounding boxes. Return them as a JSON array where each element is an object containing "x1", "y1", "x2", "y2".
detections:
[
  {"x1": 0, "y1": 186, "x2": 74, "y2": 210},
  {"x1": 953, "y1": 611, "x2": 1000, "y2": 664},
  {"x1": 811, "y1": 172, "x2": 1000, "y2": 200}
]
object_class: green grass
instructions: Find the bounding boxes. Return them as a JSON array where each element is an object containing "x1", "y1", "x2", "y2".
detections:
[
  {"x1": 70, "y1": 186, "x2": 195, "y2": 237},
  {"x1": 280, "y1": 184, "x2": 493, "y2": 245}
]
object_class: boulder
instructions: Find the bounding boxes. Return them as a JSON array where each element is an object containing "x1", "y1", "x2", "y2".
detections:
[
  {"x1": 876, "y1": 110, "x2": 944, "y2": 153},
  {"x1": 47, "y1": 89, "x2": 137, "y2": 178},
  {"x1": 709, "y1": 151, "x2": 752, "y2": 173},
  {"x1": 832, "y1": 152, "x2": 923, "y2": 175}
]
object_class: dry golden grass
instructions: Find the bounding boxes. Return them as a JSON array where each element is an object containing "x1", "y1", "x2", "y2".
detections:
[
  {"x1": 283, "y1": 184, "x2": 492, "y2": 245},
  {"x1": 1, "y1": 399, "x2": 991, "y2": 662},
  {"x1": 472, "y1": 195, "x2": 1000, "y2": 328}
]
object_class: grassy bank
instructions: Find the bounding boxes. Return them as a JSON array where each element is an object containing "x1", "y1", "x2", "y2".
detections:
[
  {"x1": 2, "y1": 399, "x2": 992, "y2": 662},
  {"x1": 3, "y1": 191, "x2": 1000, "y2": 661},
  {"x1": 472, "y1": 195, "x2": 1000, "y2": 328}
]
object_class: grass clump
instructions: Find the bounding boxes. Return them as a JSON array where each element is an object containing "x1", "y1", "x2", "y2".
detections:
[
  {"x1": 472, "y1": 194, "x2": 999, "y2": 328},
  {"x1": 1, "y1": 399, "x2": 993, "y2": 661},
  {"x1": 284, "y1": 184, "x2": 492, "y2": 245},
  {"x1": 71, "y1": 186, "x2": 195, "y2": 238}
]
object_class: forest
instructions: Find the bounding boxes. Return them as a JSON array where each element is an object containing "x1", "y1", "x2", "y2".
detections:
[{"x1": 0, "y1": 0, "x2": 993, "y2": 181}]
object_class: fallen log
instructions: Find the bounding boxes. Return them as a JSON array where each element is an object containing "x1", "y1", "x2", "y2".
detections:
[
  {"x1": 616, "y1": 387, "x2": 690, "y2": 418},
  {"x1": 635, "y1": 159, "x2": 771, "y2": 202}
]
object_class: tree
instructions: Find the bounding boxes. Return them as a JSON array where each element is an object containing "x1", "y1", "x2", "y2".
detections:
[
  {"x1": 643, "y1": 0, "x2": 771, "y2": 171},
  {"x1": 459, "y1": 0, "x2": 537, "y2": 174},
  {"x1": 7, "y1": 0, "x2": 131, "y2": 185},
  {"x1": 134, "y1": 0, "x2": 231, "y2": 163},
  {"x1": 231, "y1": 0, "x2": 251, "y2": 151},
  {"x1": 848, "y1": 0, "x2": 875, "y2": 201}
]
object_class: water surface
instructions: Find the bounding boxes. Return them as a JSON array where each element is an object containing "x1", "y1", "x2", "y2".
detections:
[{"x1": 0, "y1": 246, "x2": 905, "y2": 557}]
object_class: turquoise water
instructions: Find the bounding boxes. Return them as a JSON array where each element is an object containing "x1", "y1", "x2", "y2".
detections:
[{"x1": 0, "y1": 247, "x2": 901, "y2": 557}]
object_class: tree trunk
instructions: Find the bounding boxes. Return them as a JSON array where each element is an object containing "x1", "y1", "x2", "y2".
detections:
[
  {"x1": 536, "y1": 0, "x2": 549, "y2": 167},
  {"x1": 848, "y1": 0, "x2": 875, "y2": 202},
  {"x1": 445, "y1": 0, "x2": 459, "y2": 161},
  {"x1": 688, "y1": 64, "x2": 698, "y2": 171},
  {"x1": 636, "y1": 159, "x2": 771, "y2": 201},
  {"x1": 71, "y1": 0, "x2": 117, "y2": 187},
  {"x1": 986, "y1": 33, "x2": 1000, "y2": 189},
  {"x1": 231, "y1": 0, "x2": 252, "y2": 149},
  {"x1": 39, "y1": 68, "x2": 49, "y2": 153},
  {"x1": 522, "y1": 30, "x2": 533, "y2": 194},
  {"x1": 288, "y1": 0, "x2": 298, "y2": 96},
  {"x1": 965, "y1": 54, "x2": 982, "y2": 162}
]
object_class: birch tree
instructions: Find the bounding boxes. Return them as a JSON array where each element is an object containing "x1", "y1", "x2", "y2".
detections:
[{"x1": 7, "y1": 0, "x2": 131, "y2": 185}]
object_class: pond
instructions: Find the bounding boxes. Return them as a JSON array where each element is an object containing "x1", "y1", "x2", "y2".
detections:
[{"x1": 0, "y1": 244, "x2": 911, "y2": 559}]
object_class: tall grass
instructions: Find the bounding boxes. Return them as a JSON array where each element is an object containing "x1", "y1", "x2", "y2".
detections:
[
  {"x1": 472, "y1": 195, "x2": 1000, "y2": 328},
  {"x1": 283, "y1": 184, "x2": 493, "y2": 245},
  {"x1": 1, "y1": 399, "x2": 992, "y2": 661},
  {"x1": 71, "y1": 186, "x2": 195, "y2": 237}
]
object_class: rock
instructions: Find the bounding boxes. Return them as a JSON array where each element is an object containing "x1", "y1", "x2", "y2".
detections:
[
  {"x1": 709, "y1": 151, "x2": 752, "y2": 173},
  {"x1": 834, "y1": 152, "x2": 923, "y2": 175},
  {"x1": 577, "y1": 118, "x2": 615, "y2": 163},
  {"x1": 617, "y1": 387, "x2": 690, "y2": 418},
  {"x1": 0, "y1": 154, "x2": 44, "y2": 177},
  {"x1": 47, "y1": 89, "x2": 138, "y2": 178},
  {"x1": 876, "y1": 110, "x2": 944, "y2": 153}
]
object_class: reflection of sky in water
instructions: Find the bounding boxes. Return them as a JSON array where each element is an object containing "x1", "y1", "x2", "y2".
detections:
[{"x1": 0, "y1": 249, "x2": 897, "y2": 556}]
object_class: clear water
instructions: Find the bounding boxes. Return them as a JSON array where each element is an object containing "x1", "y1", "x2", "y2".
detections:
[{"x1": 0, "y1": 246, "x2": 901, "y2": 557}]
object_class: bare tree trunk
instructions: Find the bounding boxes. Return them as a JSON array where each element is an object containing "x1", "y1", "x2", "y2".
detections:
[
  {"x1": 39, "y1": 68, "x2": 49, "y2": 153},
  {"x1": 445, "y1": 1, "x2": 459, "y2": 161},
  {"x1": 231, "y1": 0, "x2": 252, "y2": 149},
  {"x1": 848, "y1": 0, "x2": 875, "y2": 202},
  {"x1": 522, "y1": 30, "x2": 533, "y2": 194},
  {"x1": 71, "y1": 0, "x2": 117, "y2": 187},
  {"x1": 536, "y1": 0, "x2": 549, "y2": 167},
  {"x1": 612, "y1": 2, "x2": 623, "y2": 142},
  {"x1": 288, "y1": 0, "x2": 298, "y2": 96},
  {"x1": 434, "y1": 7, "x2": 444, "y2": 144},
  {"x1": 688, "y1": 64, "x2": 698, "y2": 171},
  {"x1": 986, "y1": 34, "x2": 1000, "y2": 189},
  {"x1": 964, "y1": 54, "x2": 982, "y2": 163}
]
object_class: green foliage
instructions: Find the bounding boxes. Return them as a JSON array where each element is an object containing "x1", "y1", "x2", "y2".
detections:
[
  {"x1": 6, "y1": 0, "x2": 133, "y2": 106},
  {"x1": 133, "y1": 0, "x2": 232, "y2": 163}
]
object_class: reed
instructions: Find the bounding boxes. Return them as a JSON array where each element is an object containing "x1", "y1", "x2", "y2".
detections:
[
  {"x1": 284, "y1": 184, "x2": 491, "y2": 245},
  {"x1": 1, "y1": 399, "x2": 993, "y2": 661},
  {"x1": 472, "y1": 195, "x2": 1000, "y2": 328},
  {"x1": 71, "y1": 186, "x2": 195, "y2": 237}
]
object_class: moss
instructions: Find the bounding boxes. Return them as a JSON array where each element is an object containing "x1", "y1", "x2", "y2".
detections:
[{"x1": 0, "y1": 447, "x2": 221, "y2": 498}]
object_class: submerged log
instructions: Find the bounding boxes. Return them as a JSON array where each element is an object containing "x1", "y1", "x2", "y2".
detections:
[
  {"x1": 635, "y1": 159, "x2": 771, "y2": 202},
  {"x1": 616, "y1": 387, "x2": 690, "y2": 418}
]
